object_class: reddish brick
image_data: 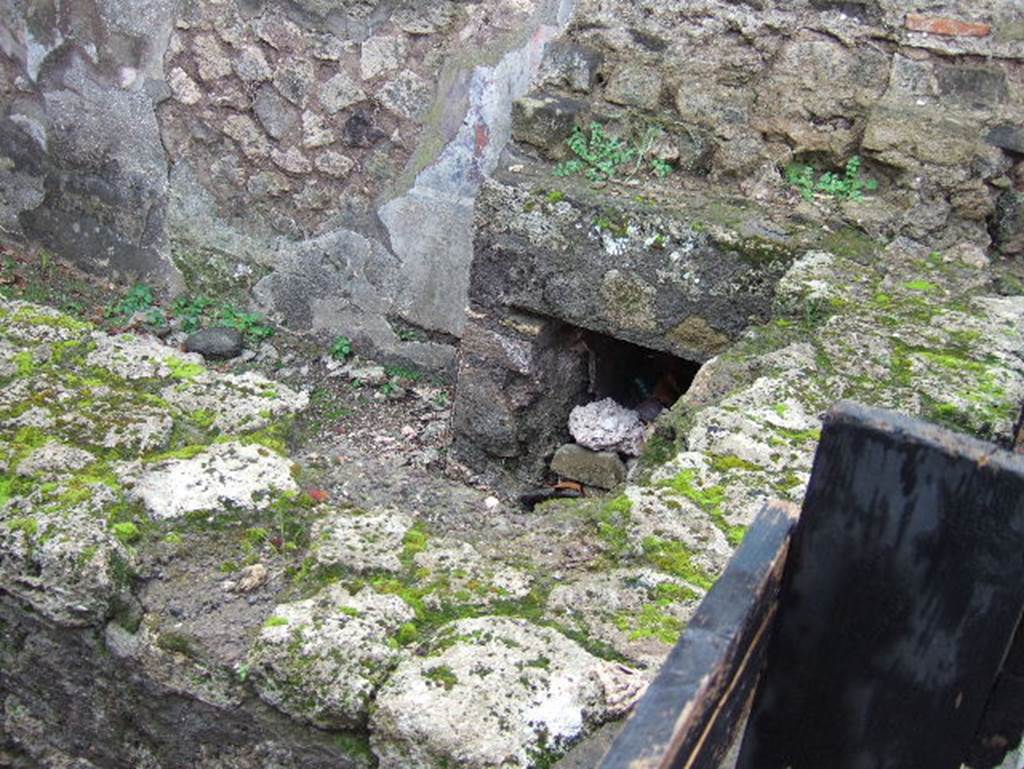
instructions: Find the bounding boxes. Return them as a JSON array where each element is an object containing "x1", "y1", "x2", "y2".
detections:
[{"x1": 906, "y1": 14, "x2": 992, "y2": 38}]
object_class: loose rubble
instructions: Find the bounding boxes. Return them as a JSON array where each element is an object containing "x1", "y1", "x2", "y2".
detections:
[{"x1": 568, "y1": 398, "x2": 646, "y2": 457}]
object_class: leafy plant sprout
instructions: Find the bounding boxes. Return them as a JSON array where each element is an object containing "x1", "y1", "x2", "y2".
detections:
[
  {"x1": 786, "y1": 155, "x2": 878, "y2": 202},
  {"x1": 104, "y1": 283, "x2": 156, "y2": 320},
  {"x1": 330, "y1": 336, "x2": 353, "y2": 361},
  {"x1": 554, "y1": 122, "x2": 676, "y2": 183}
]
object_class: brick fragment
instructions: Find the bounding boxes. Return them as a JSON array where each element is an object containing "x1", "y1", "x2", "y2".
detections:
[{"x1": 906, "y1": 14, "x2": 992, "y2": 38}]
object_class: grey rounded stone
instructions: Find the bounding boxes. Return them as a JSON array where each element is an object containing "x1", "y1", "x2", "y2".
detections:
[{"x1": 184, "y1": 327, "x2": 245, "y2": 359}]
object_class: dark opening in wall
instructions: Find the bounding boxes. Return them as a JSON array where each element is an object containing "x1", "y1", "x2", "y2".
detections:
[
  {"x1": 582, "y1": 330, "x2": 702, "y2": 421},
  {"x1": 452, "y1": 314, "x2": 707, "y2": 492}
]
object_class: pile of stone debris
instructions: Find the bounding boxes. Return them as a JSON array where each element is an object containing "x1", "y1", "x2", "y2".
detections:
[{"x1": 519, "y1": 397, "x2": 664, "y2": 509}]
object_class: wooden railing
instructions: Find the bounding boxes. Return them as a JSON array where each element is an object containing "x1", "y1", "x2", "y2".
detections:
[{"x1": 599, "y1": 402, "x2": 1024, "y2": 769}]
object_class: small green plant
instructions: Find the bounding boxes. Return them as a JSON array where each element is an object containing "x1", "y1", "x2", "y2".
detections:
[
  {"x1": 217, "y1": 304, "x2": 275, "y2": 343},
  {"x1": 172, "y1": 295, "x2": 215, "y2": 332},
  {"x1": 786, "y1": 156, "x2": 877, "y2": 202},
  {"x1": 330, "y1": 336, "x2": 353, "y2": 361},
  {"x1": 396, "y1": 622, "x2": 419, "y2": 646},
  {"x1": 105, "y1": 283, "x2": 155, "y2": 320},
  {"x1": 385, "y1": 365, "x2": 421, "y2": 383},
  {"x1": 555, "y1": 123, "x2": 634, "y2": 181},
  {"x1": 651, "y1": 158, "x2": 673, "y2": 178},
  {"x1": 396, "y1": 327, "x2": 427, "y2": 343},
  {"x1": 555, "y1": 122, "x2": 676, "y2": 183},
  {"x1": 243, "y1": 527, "x2": 270, "y2": 552},
  {"x1": 264, "y1": 615, "x2": 289, "y2": 628},
  {"x1": 594, "y1": 213, "x2": 630, "y2": 238}
]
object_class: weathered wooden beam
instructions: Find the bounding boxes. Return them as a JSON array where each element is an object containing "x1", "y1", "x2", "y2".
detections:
[
  {"x1": 599, "y1": 500, "x2": 800, "y2": 769},
  {"x1": 737, "y1": 401, "x2": 1024, "y2": 769}
]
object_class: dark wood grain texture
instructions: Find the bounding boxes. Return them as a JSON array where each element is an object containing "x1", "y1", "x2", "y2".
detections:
[
  {"x1": 599, "y1": 500, "x2": 800, "y2": 769},
  {"x1": 737, "y1": 401, "x2": 1024, "y2": 769}
]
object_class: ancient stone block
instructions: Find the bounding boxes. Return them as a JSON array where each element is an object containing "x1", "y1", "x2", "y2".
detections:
[
  {"x1": 271, "y1": 146, "x2": 313, "y2": 175},
  {"x1": 510, "y1": 94, "x2": 584, "y2": 159},
  {"x1": 253, "y1": 15, "x2": 304, "y2": 51},
  {"x1": 233, "y1": 44, "x2": 272, "y2": 83},
  {"x1": 167, "y1": 66, "x2": 202, "y2": 105},
  {"x1": 862, "y1": 104, "x2": 984, "y2": 168},
  {"x1": 992, "y1": 191, "x2": 1024, "y2": 255},
  {"x1": 360, "y1": 34, "x2": 406, "y2": 80},
  {"x1": 550, "y1": 443, "x2": 627, "y2": 489},
  {"x1": 301, "y1": 110, "x2": 335, "y2": 148},
  {"x1": 538, "y1": 41, "x2": 603, "y2": 93},
  {"x1": 986, "y1": 125, "x2": 1024, "y2": 155},
  {"x1": 273, "y1": 57, "x2": 317, "y2": 107},
  {"x1": 315, "y1": 150, "x2": 354, "y2": 178},
  {"x1": 605, "y1": 65, "x2": 662, "y2": 110},
  {"x1": 936, "y1": 64, "x2": 1008, "y2": 107},
  {"x1": 193, "y1": 34, "x2": 232, "y2": 81},
  {"x1": 378, "y1": 69, "x2": 431, "y2": 119},
  {"x1": 320, "y1": 71, "x2": 366, "y2": 114},
  {"x1": 221, "y1": 114, "x2": 271, "y2": 159},
  {"x1": 254, "y1": 84, "x2": 300, "y2": 140}
]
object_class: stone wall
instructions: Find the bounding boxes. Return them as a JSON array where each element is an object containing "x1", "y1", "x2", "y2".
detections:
[
  {"x1": 451, "y1": 0, "x2": 1024, "y2": 484},
  {"x1": 1, "y1": 0, "x2": 1022, "y2": 377},
  {"x1": 511, "y1": 0, "x2": 1024, "y2": 251},
  {"x1": 0, "y1": 0, "x2": 571, "y2": 374}
]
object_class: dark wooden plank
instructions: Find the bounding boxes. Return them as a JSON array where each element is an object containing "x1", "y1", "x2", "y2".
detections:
[
  {"x1": 737, "y1": 401, "x2": 1024, "y2": 769},
  {"x1": 599, "y1": 500, "x2": 799, "y2": 769},
  {"x1": 966, "y1": 619, "x2": 1024, "y2": 769}
]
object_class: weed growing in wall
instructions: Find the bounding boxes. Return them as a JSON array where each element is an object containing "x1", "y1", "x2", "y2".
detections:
[
  {"x1": 554, "y1": 122, "x2": 676, "y2": 183},
  {"x1": 786, "y1": 156, "x2": 877, "y2": 202}
]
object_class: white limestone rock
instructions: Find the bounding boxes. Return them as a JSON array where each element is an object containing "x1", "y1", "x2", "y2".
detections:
[
  {"x1": 311, "y1": 508, "x2": 413, "y2": 574},
  {"x1": 568, "y1": 398, "x2": 645, "y2": 456},
  {"x1": 0, "y1": 301, "x2": 91, "y2": 344},
  {"x1": 546, "y1": 568, "x2": 703, "y2": 670},
  {"x1": 86, "y1": 333, "x2": 203, "y2": 381},
  {"x1": 160, "y1": 370, "x2": 308, "y2": 433},
  {"x1": 17, "y1": 442, "x2": 96, "y2": 480},
  {"x1": 248, "y1": 584, "x2": 414, "y2": 729},
  {"x1": 129, "y1": 442, "x2": 298, "y2": 520},
  {"x1": 0, "y1": 487, "x2": 135, "y2": 626},
  {"x1": 413, "y1": 539, "x2": 533, "y2": 607},
  {"x1": 370, "y1": 617, "x2": 644, "y2": 769}
]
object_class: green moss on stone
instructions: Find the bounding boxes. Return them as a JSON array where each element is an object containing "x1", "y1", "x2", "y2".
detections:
[
  {"x1": 710, "y1": 454, "x2": 762, "y2": 473},
  {"x1": 614, "y1": 603, "x2": 684, "y2": 644},
  {"x1": 641, "y1": 537, "x2": 714, "y2": 590},
  {"x1": 166, "y1": 358, "x2": 205, "y2": 381},
  {"x1": 820, "y1": 227, "x2": 877, "y2": 261},
  {"x1": 424, "y1": 665, "x2": 459, "y2": 690},
  {"x1": 661, "y1": 469, "x2": 745, "y2": 546},
  {"x1": 111, "y1": 521, "x2": 141, "y2": 545}
]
